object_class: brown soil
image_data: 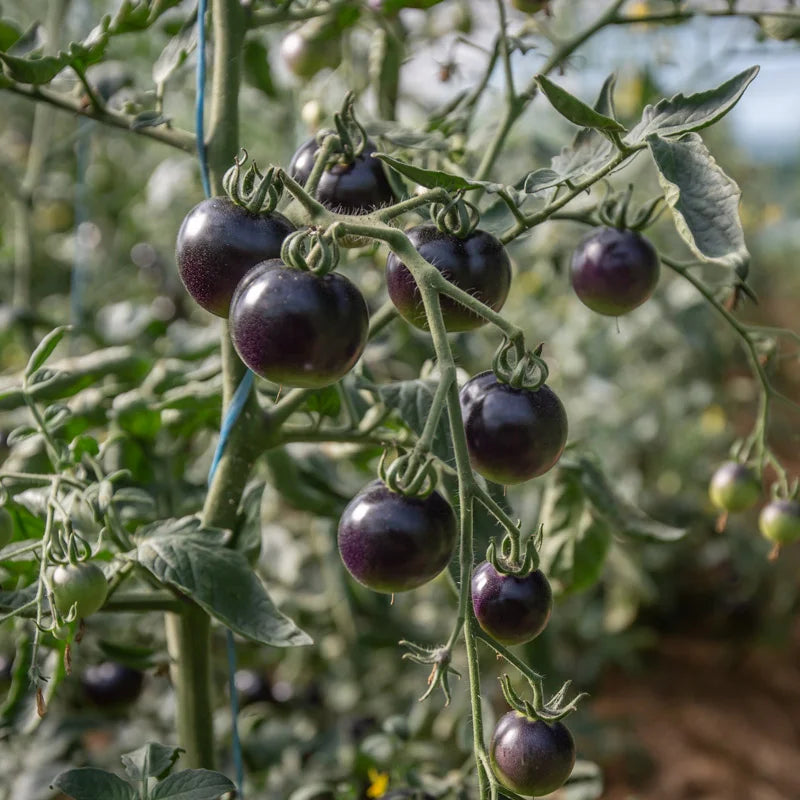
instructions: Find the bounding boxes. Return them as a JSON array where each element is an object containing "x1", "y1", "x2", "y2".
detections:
[{"x1": 591, "y1": 634, "x2": 800, "y2": 800}]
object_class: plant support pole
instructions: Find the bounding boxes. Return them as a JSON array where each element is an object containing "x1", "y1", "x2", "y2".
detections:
[{"x1": 164, "y1": 0, "x2": 248, "y2": 770}]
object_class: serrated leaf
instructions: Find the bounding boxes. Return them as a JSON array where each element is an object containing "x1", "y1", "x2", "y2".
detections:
[
  {"x1": 121, "y1": 742, "x2": 182, "y2": 783},
  {"x1": 134, "y1": 532, "x2": 311, "y2": 646},
  {"x1": 25, "y1": 326, "x2": 69, "y2": 378},
  {"x1": 625, "y1": 66, "x2": 759, "y2": 145},
  {"x1": 377, "y1": 379, "x2": 453, "y2": 464},
  {"x1": 537, "y1": 74, "x2": 625, "y2": 133},
  {"x1": 648, "y1": 132, "x2": 749, "y2": 275},
  {"x1": 150, "y1": 769, "x2": 236, "y2": 800},
  {"x1": 52, "y1": 769, "x2": 135, "y2": 800},
  {"x1": 550, "y1": 76, "x2": 617, "y2": 181}
]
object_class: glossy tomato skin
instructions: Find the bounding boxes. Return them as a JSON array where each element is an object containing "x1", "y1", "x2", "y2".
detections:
[
  {"x1": 570, "y1": 227, "x2": 660, "y2": 316},
  {"x1": 471, "y1": 561, "x2": 552, "y2": 645},
  {"x1": 709, "y1": 462, "x2": 761, "y2": 512},
  {"x1": 229, "y1": 259, "x2": 369, "y2": 389},
  {"x1": 758, "y1": 499, "x2": 800, "y2": 545},
  {"x1": 337, "y1": 481, "x2": 457, "y2": 593},
  {"x1": 459, "y1": 372, "x2": 568, "y2": 484},
  {"x1": 52, "y1": 562, "x2": 108, "y2": 618},
  {"x1": 490, "y1": 712, "x2": 576, "y2": 796},
  {"x1": 176, "y1": 197, "x2": 295, "y2": 317},
  {"x1": 386, "y1": 225, "x2": 512, "y2": 332},
  {"x1": 289, "y1": 138, "x2": 395, "y2": 214},
  {"x1": 81, "y1": 662, "x2": 144, "y2": 706}
]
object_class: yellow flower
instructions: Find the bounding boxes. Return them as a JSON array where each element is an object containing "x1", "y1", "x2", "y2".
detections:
[{"x1": 366, "y1": 768, "x2": 390, "y2": 798}]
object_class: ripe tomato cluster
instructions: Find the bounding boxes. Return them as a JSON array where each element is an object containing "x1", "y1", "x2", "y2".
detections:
[{"x1": 173, "y1": 133, "x2": 678, "y2": 799}]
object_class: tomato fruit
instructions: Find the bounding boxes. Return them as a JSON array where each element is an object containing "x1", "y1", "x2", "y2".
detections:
[
  {"x1": 81, "y1": 662, "x2": 144, "y2": 706},
  {"x1": 0, "y1": 507, "x2": 12, "y2": 549},
  {"x1": 385, "y1": 225, "x2": 512, "y2": 332},
  {"x1": 175, "y1": 197, "x2": 295, "y2": 317},
  {"x1": 52, "y1": 562, "x2": 108, "y2": 619},
  {"x1": 709, "y1": 462, "x2": 761, "y2": 512},
  {"x1": 471, "y1": 561, "x2": 552, "y2": 645},
  {"x1": 337, "y1": 480, "x2": 457, "y2": 593},
  {"x1": 459, "y1": 372, "x2": 568, "y2": 484},
  {"x1": 289, "y1": 138, "x2": 395, "y2": 214},
  {"x1": 229, "y1": 259, "x2": 369, "y2": 389},
  {"x1": 280, "y1": 20, "x2": 342, "y2": 79},
  {"x1": 570, "y1": 227, "x2": 660, "y2": 316},
  {"x1": 758, "y1": 499, "x2": 800, "y2": 545},
  {"x1": 490, "y1": 712, "x2": 576, "y2": 796}
]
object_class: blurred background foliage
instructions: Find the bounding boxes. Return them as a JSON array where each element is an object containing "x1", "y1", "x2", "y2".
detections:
[{"x1": 1, "y1": 1, "x2": 799, "y2": 798}]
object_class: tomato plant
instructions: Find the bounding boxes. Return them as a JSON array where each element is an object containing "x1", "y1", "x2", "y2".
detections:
[{"x1": 0, "y1": 2, "x2": 798, "y2": 799}]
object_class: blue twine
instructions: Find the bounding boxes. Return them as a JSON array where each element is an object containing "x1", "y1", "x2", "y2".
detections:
[{"x1": 195, "y1": 0, "x2": 247, "y2": 793}]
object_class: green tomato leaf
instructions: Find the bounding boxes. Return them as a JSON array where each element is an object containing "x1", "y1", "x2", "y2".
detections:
[
  {"x1": 536, "y1": 74, "x2": 625, "y2": 133},
  {"x1": 647, "y1": 132, "x2": 749, "y2": 276},
  {"x1": 540, "y1": 469, "x2": 610, "y2": 593},
  {"x1": 134, "y1": 530, "x2": 312, "y2": 647},
  {"x1": 234, "y1": 481, "x2": 264, "y2": 565},
  {"x1": 51, "y1": 768, "x2": 136, "y2": 800},
  {"x1": 377, "y1": 378, "x2": 453, "y2": 464},
  {"x1": 759, "y1": 15, "x2": 800, "y2": 40},
  {"x1": 304, "y1": 384, "x2": 342, "y2": 418},
  {"x1": 0, "y1": 19, "x2": 22, "y2": 51},
  {"x1": 150, "y1": 769, "x2": 236, "y2": 800},
  {"x1": 25, "y1": 326, "x2": 69, "y2": 379},
  {"x1": 121, "y1": 742, "x2": 183, "y2": 783},
  {"x1": 570, "y1": 457, "x2": 686, "y2": 543},
  {"x1": 0, "y1": 584, "x2": 38, "y2": 617},
  {"x1": 152, "y1": 21, "x2": 196, "y2": 87},
  {"x1": 625, "y1": 66, "x2": 759, "y2": 145},
  {"x1": 243, "y1": 39, "x2": 277, "y2": 98},
  {"x1": 0, "y1": 51, "x2": 67, "y2": 84},
  {"x1": 374, "y1": 154, "x2": 509, "y2": 195},
  {"x1": 550, "y1": 75, "x2": 617, "y2": 182}
]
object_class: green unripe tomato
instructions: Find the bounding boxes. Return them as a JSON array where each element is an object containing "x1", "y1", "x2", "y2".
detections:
[
  {"x1": 759, "y1": 499, "x2": 800, "y2": 545},
  {"x1": 709, "y1": 462, "x2": 761, "y2": 513},
  {"x1": 0, "y1": 508, "x2": 12, "y2": 550},
  {"x1": 280, "y1": 19, "x2": 342, "y2": 79},
  {"x1": 52, "y1": 562, "x2": 108, "y2": 619}
]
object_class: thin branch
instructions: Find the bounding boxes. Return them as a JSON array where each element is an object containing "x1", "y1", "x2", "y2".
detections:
[{"x1": 3, "y1": 82, "x2": 196, "y2": 153}]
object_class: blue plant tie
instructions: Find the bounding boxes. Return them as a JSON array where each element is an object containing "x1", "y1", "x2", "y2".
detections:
[{"x1": 196, "y1": 0, "x2": 247, "y2": 793}]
